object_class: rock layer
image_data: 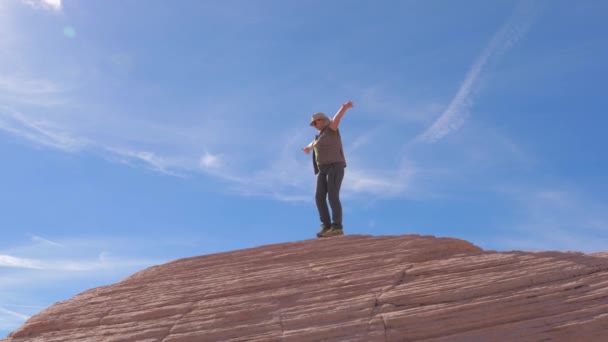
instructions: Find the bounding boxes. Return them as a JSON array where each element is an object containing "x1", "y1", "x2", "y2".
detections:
[{"x1": 3, "y1": 234, "x2": 608, "y2": 341}]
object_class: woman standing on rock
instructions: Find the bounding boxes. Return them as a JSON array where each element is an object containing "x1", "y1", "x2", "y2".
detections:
[{"x1": 302, "y1": 101, "x2": 354, "y2": 238}]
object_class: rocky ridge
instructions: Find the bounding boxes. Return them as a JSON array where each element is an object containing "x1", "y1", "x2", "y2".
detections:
[{"x1": 3, "y1": 234, "x2": 608, "y2": 341}]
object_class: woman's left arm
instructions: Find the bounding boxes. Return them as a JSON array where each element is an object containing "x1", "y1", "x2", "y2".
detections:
[{"x1": 329, "y1": 101, "x2": 354, "y2": 131}]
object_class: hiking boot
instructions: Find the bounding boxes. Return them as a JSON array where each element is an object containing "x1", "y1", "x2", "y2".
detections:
[
  {"x1": 321, "y1": 226, "x2": 344, "y2": 237},
  {"x1": 316, "y1": 224, "x2": 331, "y2": 238}
]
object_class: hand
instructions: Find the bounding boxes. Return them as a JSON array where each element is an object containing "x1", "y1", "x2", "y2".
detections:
[
  {"x1": 302, "y1": 146, "x2": 313, "y2": 154},
  {"x1": 343, "y1": 101, "x2": 354, "y2": 109}
]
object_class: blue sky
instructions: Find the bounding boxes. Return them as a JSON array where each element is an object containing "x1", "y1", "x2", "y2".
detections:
[{"x1": 1, "y1": 0, "x2": 607, "y2": 335}]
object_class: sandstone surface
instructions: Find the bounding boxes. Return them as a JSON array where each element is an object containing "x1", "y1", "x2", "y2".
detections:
[{"x1": 3, "y1": 234, "x2": 608, "y2": 341}]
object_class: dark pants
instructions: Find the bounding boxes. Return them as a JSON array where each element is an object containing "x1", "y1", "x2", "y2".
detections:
[{"x1": 315, "y1": 162, "x2": 345, "y2": 228}]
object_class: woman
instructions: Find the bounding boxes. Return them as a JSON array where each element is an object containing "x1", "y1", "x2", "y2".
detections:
[{"x1": 302, "y1": 101, "x2": 354, "y2": 238}]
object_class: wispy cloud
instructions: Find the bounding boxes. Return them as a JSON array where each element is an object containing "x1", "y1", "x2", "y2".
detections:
[
  {"x1": 0, "y1": 1, "x2": 540, "y2": 205},
  {"x1": 30, "y1": 235, "x2": 63, "y2": 248},
  {"x1": 22, "y1": 0, "x2": 62, "y2": 11},
  {"x1": 194, "y1": 131, "x2": 314, "y2": 201},
  {"x1": 0, "y1": 76, "x2": 67, "y2": 107},
  {"x1": 0, "y1": 235, "x2": 166, "y2": 273},
  {"x1": 0, "y1": 234, "x2": 188, "y2": 334},
  {"x1": 0, "y1": 307, "x2": 30, "y2": 321},
  {"x1": 0, "y1": 307, "x2": 30, "y2": 333},
  {"x1": 0, "y1": 0, "x2": 424, "y2": 202},
  {"x1": 344, "y1": 164, "x2": 415, "y2": 198},
  {"x1": 418, "y1": 2, "x2": 538, "y2": 143},
  {"x1": 487, "y1": 186, "x2": 608, "y2": 253},
  {"x1": 200, "y1": 151, "x2": 224, "y2": 170},
  {"x1": 0, "y1": 252, "x2": 150, "y2": 272},
  {"x1": 0, "y1": 11, "x2": 418, "y2": 202},
  {"x1": 0, "y1": 255, "x2": 42, "y2": 269},
  {"x1": 0, "y1": 107, "x2": 85, "y2": 152},
  {"x1": 102, "y1": 146, "x2": 189, "y2": 177},
  {"x1": 0, "y1": 77, "x2": 63, "y2": 98}
]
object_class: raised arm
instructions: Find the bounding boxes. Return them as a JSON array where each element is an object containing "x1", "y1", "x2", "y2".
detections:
[{"x1": 329, "y1": 101, "x2": 354, "y2": 131}]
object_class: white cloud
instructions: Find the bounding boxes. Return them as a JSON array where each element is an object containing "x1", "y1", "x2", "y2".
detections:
[
  {"x1": 0, "y1": 1, "x2": 539, "y2": 206},
  {"x1": 0, "y1": 307, "x2": 30, "y2": 321},
  {"x1": 23, "y1": 0, "x2": 62, "y2": 11},
  {"x1": 0, "y1": 232, "x2": 239, "y2": 335},
  {"x1": 0, "y1": 236, "x2": 165, "y2": 273},
  {"x1": 0, "y1": 75, "x2": 67, "y2": 108},
  {"x1": 0, "y1": 77, "x2": 62, "y2": 98},
  {"x1": 418, "y1": 2, "x2": 538, "y2": 143},
  {"x1": 0, "y1": 107, "x2": 85, "y2": 152},
  {"x1": 188, "y1": 130, "x2": 315, "y2": 201},
  {"x1": 30, "y1": 235, "x2": 63, "y2": 248},
  {"x1": 200, "y1": 152, "x2": 223, "y2": 170},
  {"x1": 348, "y1": 126, "x2": 384, "y2": 150},
  {"x1": 0, "y1": 253, "x2": 147, "y2": 272},
  {"x1": 43, "y1": 0, "x2": 61, "y2": 10},
  {"x1": 0, "y1": 307, "x2": 30, "y2": 333},
  {"x1": 0, "y1": 255, "x2": 42, "y2": 269},
  {"x1": 0, "y1": 89, "x2": 434, "y2": 203},
  {"x1": 348, "y1": 173, "x2": 392, "y2": 193},
  {"x1": 345, "y1": 168, "x2": 413, "y2": 198},
  {"x1": 0, "y1": 235, "x2": 180, "y2": 333},
  {"x1": 0, "y1": 5, "x2": 420, "y2": 202}
]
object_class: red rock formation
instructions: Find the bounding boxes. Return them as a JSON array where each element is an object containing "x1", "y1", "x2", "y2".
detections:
[{"x1": 3, "y1": 235, "x2": 608, "y2": 341}]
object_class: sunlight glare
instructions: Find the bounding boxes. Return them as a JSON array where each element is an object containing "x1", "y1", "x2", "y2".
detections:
[{"x1": 63, "y1": 26, "x2": 76, "y2": 38}]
